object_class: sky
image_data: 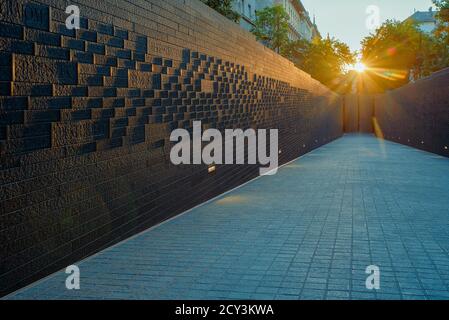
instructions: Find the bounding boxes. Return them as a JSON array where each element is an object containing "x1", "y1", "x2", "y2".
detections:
[{"x1": 301, "y1": 0, "x2": 436, "y2": 52}]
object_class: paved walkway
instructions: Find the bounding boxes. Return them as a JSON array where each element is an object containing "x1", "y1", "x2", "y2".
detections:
[{"x1": 6, "y1": 134, "x2": 449, "y2": 300}]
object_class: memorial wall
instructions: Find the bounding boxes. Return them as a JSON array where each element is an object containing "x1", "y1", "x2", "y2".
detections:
[{"x1": 0, "y1": 0, "x2": 343, "y2": 295}]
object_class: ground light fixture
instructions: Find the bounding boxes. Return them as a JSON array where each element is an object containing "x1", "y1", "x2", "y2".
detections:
[{"x1": 208, "y1": 164, "x2": 216, "y2": 174}]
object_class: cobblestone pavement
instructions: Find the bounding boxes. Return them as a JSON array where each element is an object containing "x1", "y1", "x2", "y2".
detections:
[{"x1": 6, "y1": 134, "x2": 449, "y2": 300}]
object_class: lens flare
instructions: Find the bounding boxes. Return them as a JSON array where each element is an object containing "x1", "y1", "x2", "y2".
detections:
[
  {"x1": 353, "y1": 62, "x2": 367, "y2": 73},
  {"x1": 346, "y1": 62, "x2": 367, "y2": 74}
]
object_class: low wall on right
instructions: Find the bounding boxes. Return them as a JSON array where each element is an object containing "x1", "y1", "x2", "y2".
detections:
[{"x1": 375, "y1": 68, "x2": 449, "y2": 157}]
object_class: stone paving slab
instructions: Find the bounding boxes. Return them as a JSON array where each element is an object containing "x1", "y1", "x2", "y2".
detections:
[{"x1": 5, "y1": 134, "x2": 449, "y2": 300}]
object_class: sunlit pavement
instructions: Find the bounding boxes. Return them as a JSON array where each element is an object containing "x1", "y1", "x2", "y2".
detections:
[{"x1": 6, "y1": 134, "x2": 449, "y2": 300}]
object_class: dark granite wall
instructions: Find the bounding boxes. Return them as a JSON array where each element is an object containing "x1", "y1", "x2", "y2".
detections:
[
  {"x1": 343, "y1": 94, "x2": 374, "y2": 134},
  {"x1": 375, "y1": 68, "x2": 449, "y2": 156},
  {"x1": 0, "y1": 0, "x2": 343, "y2": 295}
]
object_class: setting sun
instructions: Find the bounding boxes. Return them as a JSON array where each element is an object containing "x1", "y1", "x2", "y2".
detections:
[
  {"x1": 344, "y1": 61, "x2": 368, "y2": 74},
  {"x1": 352, "y1": 62, "x2": 367, "y2": 73}
]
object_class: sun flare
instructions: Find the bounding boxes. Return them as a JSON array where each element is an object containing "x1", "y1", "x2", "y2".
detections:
[{"x1": 352, "y1": 62, "x2": 367, "y2": 73}]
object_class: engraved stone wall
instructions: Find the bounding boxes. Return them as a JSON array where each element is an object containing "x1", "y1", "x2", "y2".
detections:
[{"x1": 0, "y1": 0, "x2": 343, "y2": 295}]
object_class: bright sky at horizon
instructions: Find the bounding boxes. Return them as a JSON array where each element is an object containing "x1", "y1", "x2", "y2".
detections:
[{"x1": 301, "y1": 0, "x2": 436, "y2": 52}]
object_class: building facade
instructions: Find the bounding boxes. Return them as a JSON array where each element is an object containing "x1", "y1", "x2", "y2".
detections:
[
  {"x1": 233, "y1": 0, "x2": 319, "y2": 42},
  {"x1": 233, "y1": 0, "x2": 257, "y2": 32},
  {"x1": 281, "y1": 0, "x2": 317, "y2": 42},
  {"x1": 405, "y1": 8, "x2": 438, "y2": 34}
]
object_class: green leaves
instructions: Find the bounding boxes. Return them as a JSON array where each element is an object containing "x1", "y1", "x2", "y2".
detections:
[
  {"x1": 361, "y1": 17, "x2": 449, "y2": 91},
  {"x1": 433, "y1": 0, "x2": 449, "y2": 45},
  {"x1": 298, "y1": 37, "x2": 355, "y2": 88},
  {"x1": 362, "y1": 20, "x2": 422, "y2": 69},
  {"x1": 251, "y1": 5, "x2": 290, "y2": 53},
  {"x1": 250, "y1": 5, "x2": 355, "y2": 89},
  {"x1": 200, "y1": 0, "x2": 240, "y2": 22}
]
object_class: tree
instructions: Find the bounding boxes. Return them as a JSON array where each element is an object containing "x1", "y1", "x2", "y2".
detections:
[
  {"x1": 281, "y1": 39, "x2": 310, "y2": 65},
  {"x1": 433, "y1": 1, "x2": 449, "y2": 45},
  {"x1": 251, "y1": 5, "x2": 290, "y2": 53},
  {"x1": 293, "y1": 37, "x2": 355, "y2": 89},
  {"x1": 250, "y1": 5, "x2": 355, "y2": 89},
  {"x1": 361, "y1": 17, "x2": 449, "y2": 92},
  {"x1": 361, "y1": 20, "x2": 442, "y2": 91},
  {"x1": 433, "y1": 0, "x2": 449, "y2": 26},
  {"x1": 201, "y1": 0, "x2": 240, "y2": 22},
  {"x1": 431, "y1": 1, "x2": 449, "y2": 74}
]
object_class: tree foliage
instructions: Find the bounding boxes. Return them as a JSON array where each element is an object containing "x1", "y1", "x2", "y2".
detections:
[
  {"x1": 361, "y1": 19, "x2": 448, "y2": 92},
  {"x1": 293, "y1": 37, "x2": 355, "y2": 89},
  {"x1": 361, "y1": 20, "x2": 425, "y2": 74},
  {"x1": 201, "y1": 0, "x2": 240, "y2": 22},
  {"x1": 433, "y1": 0, "x2": 449, "y2": 43},
  {"x1": 433, "y1": 0, "x2": 449, "y2": 23},
  {"x1": 251, "y1": 6, "x2": 354, "y2": 88},
  {"x1": 251, "y1": 5, "x2": 290, "y2": 53}
]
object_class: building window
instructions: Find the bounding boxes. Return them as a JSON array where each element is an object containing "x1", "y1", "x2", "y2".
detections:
[{"x1": 248, "y1": 4, "x2": 252, "y2": 18}]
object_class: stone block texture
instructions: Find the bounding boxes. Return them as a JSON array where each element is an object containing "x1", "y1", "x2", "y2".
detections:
[
  {"x1": 0, "y1": 0, "x2": 343, "y2": 296},
  {"x1": 375, "y1": 68, "x2": 449, "y2": 157},
  {"x1": 343, "y1": 94, "x2": 374, "y2": 134}
]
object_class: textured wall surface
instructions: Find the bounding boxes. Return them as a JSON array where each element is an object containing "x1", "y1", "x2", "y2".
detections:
[
  {"x1": 343, "y1": 94, "x2": 374, "y2": 133},
  {"x1": 0, "y1": 0, "x2": 343, "y2": 295},
  {"x1": 343, "y1": 95, "x2": 358, "y2": 133},
  {"x1": 375, "y1": 68, "x2": 449, "y2": 156}
]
